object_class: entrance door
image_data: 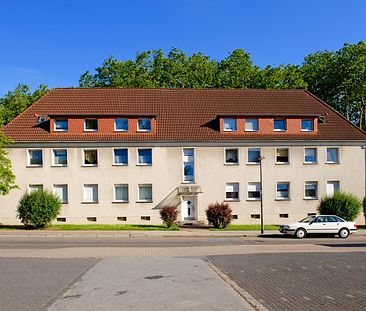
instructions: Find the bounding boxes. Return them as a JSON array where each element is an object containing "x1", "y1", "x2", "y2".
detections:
[{"x1": 181, "y1": 196, "x2": 196, "y2": 221}]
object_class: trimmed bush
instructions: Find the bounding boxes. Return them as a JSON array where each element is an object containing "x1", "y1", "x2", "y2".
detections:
[
  {"x1": 317, "y1": 191, "x2": 361, "y2": 221},
  {"x1": 17, "y1": 189, "x2": 61, "y2": 229},
  {"x1": 160, "y1": 205, "x2": 179, "y2": 228},
  {"x1": 206, "y1": 202, "x2": 233, "y2": 229}
]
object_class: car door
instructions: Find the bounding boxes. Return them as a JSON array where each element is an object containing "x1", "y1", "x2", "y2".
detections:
[
  {"x1": 326, "y1": 216, "x2": 343, "y2": 233},
  {"x1": 307, "y1": 216, "x2": 328, "y2": 234}
]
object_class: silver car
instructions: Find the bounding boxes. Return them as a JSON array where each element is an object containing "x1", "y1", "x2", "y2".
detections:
[{"x1": 279, "y1": 215, "x2": 358, "y2": 239}]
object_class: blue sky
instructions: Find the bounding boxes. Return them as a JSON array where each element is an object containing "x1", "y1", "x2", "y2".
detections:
[{"x1": 0, "y1": 0, "x2": 365, "y2": 96}]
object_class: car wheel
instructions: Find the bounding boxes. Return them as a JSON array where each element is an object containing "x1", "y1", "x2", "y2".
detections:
[
  {"x1": 338, "y1": 228, "x2": 350, "y2": 239},
  {"x1": 295, "y1": 228, "x2": 306, "y2": 239}
]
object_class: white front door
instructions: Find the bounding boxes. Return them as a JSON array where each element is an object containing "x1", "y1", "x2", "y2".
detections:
[{"x1": 181, "y1": 196, "x2": 196, "y2": 221}]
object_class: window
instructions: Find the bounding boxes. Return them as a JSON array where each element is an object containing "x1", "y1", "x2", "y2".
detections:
[
  {"x1": 138, "y1": 184, "x2": 152, "y2": 202},
  {"x1": 245, "y1": 119, "x2": 259, "y2": 131},
  {"x1": 114, "y1": 119, "x2": 128, "y2": 131},
  {"x1": 114, "y1": 184, "x2": 128, "y2": 202},
  {"x1": 28, "y1": 149, "x2": 43, "y2": 166},
  {"x1": 304, "y1": 148, "x2": 317, "y2": 164},
  {"x1": 54, "y1": 119, "x2": 68, "y2": 131},
  {"x1": 53, "y1": 149, "x2": 67, "y2": 166},
  {"x1": 29, "y1": 184, "x2": 43, "y2": 192},
  {"x1": 247, "y1": 148, "x2": 261, "y2": 164},
  {"x1": 223, "y1": 119, "x2": 237, "y2": 131},
  {"x1": 137, "y1": 119, "x2": 151, "y2": 132},
  {"x1": 54, "y1": 184, "x2": 68, "y2": 203},
  {"x1": 83, "y1": 149, "x2": 98, "y2": 166},
  {"x1": 248, "y1": 182, "x2": 261, "y2": 200},
  {"x1": 251, "y1": 214, "x2": 260, "y2": 219},
  {"x1": 276, "y1": 182, "x2": 290, "y2": 199},
  {"x1": 183, "y1": 148, "x2": 194, "y2": 182},
  {"x1": 225, "y1": 183, "x2": 239, "y2": 200},
  {"x1": 326, "y1": 148, "x2": 339, "y2": 163},
  {"x1": 83, "y1": 184, "x2": 98, "y2": 203},
  {"x1": 84, "y1": 118, "x2": 98, "y2": 131},
  {"x1": 275, "y1": 148, "x2": 289, "y2": 164},
  {"x1": 301, "y1": 119, "x2": 314, "y2": 131},
  {"x1": 141, "y1": 216, "x2": 151, "y2": 221},
  {"x1": 113, "y1": 149, "x2": 128, "y2": 165},
  {"x1": 117, "y1": 217, "x2": 127, "y2": 221},
  {"x1": 279, "y1": 214, "x2": 289, "y2": 218},
  {"x1": 327, "y1": 181, "x2": 340, "y2": 196},
  {"x1": 87, "y1": 217, "x2": 97, "y2": 222},
  {"x1": 305, "y1": 181, "x2": 318, "y2": 199},
  {"x1": 225, "y1": 149, "x2": 239, "y2": 164},
  {"x1": 137, "y1": 148, "x2": 152, "y2": 165},
  {"x1": 274, "y1": 119, "x2": 286, "y2": 131}
]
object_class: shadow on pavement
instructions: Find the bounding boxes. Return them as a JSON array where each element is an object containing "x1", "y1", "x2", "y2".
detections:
[{"x1": 320, "y1": 243, "x2": 366, "y2": 248}]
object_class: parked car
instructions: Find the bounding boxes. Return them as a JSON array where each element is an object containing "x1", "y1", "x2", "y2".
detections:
[{"x1": 279, "y1": 215, "x2": 357, "y2": 239}]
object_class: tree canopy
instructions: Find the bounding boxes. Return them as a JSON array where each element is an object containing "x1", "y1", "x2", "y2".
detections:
[{"x1": 0, "y1": 132, "x2": 17, "y2": 195}]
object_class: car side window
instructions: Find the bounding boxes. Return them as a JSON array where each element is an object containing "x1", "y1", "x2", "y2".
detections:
[{"x1": 316, "y1": 217, "x2": 324, "y2": 223}]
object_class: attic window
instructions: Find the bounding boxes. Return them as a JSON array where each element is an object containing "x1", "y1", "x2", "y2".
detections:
[
  {"x1": 223, "y1": 119, "x2": 237, "y2": 131},
  {"x1": 54, "y1": 120, "x2": 68, "y2": 131},
  {"x1": 84, "y1": 118, "x2": 98, "y2": 131},
  {"x1": 137, "y1": 119, "x2": 151, "y2": 132}
]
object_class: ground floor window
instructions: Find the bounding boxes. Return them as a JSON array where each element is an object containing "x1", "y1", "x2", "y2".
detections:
[
  {"x1": 54, "y1": 184, "x2": 68, "y2": 203},
  {"x1": 138, "y1": 184, "x2": 152, "y2": 202},
  {"x1": 114, "y1": 184, "x2": 129, "y2": 202},
  {"x1": 83, "y1": 184, "x2": 98, "y2": 203}
]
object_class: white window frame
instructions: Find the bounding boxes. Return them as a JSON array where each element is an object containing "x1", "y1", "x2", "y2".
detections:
[
  {"x1": 224, "y1": 148, "x2": 239, "y2": 165},
  {"x1": 113, "y1": 184, "x2": 129, "y2": 203},
  {"x1": 53, "y1": 184, "x2": 68, "y2": 204},
  {"x1": 84, "y1": 118, "x2": 98, "y2": 132},
  {"x1": 182, "y1": 148, "x2": 195, "y2": 183},
  {"x1": 137, "y1": 118, "x2": 152, "y2": 132},
  {"x1": 225, "y1": 182, "x2": 240, "y2": 201},
  {"x1": 304, "y1": 181, "x2": 318, "y2": 200},
  {"x1": 247, "y1": 182, "x2": 261, "y2": 201},
  {"x1": 275, "y1": 148, "x2": 290, "y2": 164},
  {"x1": 326, "y1": 180, "x2": 340, "y2": 196},
  {"x1": 54, "y1": 119, "x2": 68, "y2": 132},
  {"x1": 301, "y1": 119, "x2": 314, "y2": 132},
  {"x1": 326, "y1": 147, "x2": 340, "y2": 164},
  {"x1": 137, "y1": 184, "x2": 153, "y2": 202},
  {"x1": 28, "y1": 184, "x2": 43, "y2": 192},
  {"x1": 52, "y1": 149, "x2": 68, "y2": 167},
  {"x1": 247, "y1": 148, "x2": 261, "y2": 165},
  {"x1": 82, "y1": 149, "x2": 98, "y2": 167},
  {"x1": 113, "y1": 148, "x2": 128, "y2": 166},
  {"x1": 83, "y1": 184, "x2": 98, "y2": 203},
  {"x1": 137, "y1": 148, "x2": 152, "y2": 166},
  {"x1": 27, "y1": 149, "x2": 43, "y2": 167},
  {"x1": 223, "y1": 119, "x2": 237, "y2": 132},
  {"x1": 274, "y1": 119, "x2": 286, "y2": 132},
  {"x1": 304, "y1": 147, "x2": 318, "y2": 164},
  {"x1": 114, "y1": 118, "x2": 129, "y2": 132},
  {"x1": 245, "y1": 118, "x2": 259, "y2": 132},
  {"x1": 276, "y1": 182, "x2": 290, "y2": 200}
]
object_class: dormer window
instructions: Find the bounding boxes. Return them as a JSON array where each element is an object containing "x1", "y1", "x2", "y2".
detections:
[
  {"x1": 301, "y1": 119, "x2": 314, "y2": 132},
  {"x1": 223, "y1": 119, "x2": 237, "y2": 131},
  {"x1": 137, "y1": 119, "x2": 151, "y2": 132},
  {"x1": 115, "y1": 119, "x2": 128, "y2": 131},
  {"x1": 54, "y1": 119, "x2": 68, "y2": 131},
  {"x1": 245, "y1": 119, "x2": 258, "y2": 131},
  {"x1": 274, "y1": 119, "x2": 286, "y2": 131},
  {"x1": 84, "y1": 118, "x2": 98, "y2": 131}
]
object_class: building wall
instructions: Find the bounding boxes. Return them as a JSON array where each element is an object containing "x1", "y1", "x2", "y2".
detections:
[{"x1": 0, "y1": 144, "x2": 364, "y2": 225}]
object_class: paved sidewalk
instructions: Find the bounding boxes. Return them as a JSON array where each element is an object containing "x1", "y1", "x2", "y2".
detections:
[
  {"x1": 47, "y1": 257, "x2": 253, "y2": 311},
  {"x1": 0, "y1": 228, "x2": 364, "y2": 238}
]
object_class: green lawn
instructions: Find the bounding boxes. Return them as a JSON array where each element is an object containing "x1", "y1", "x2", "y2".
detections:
[{"x1": 209, "y1": 224, "x2": 279, "y2": 231}]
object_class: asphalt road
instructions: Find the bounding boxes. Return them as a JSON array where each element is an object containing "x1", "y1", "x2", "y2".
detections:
[
  {"x1": 208, "y1": 252, "x2": 366, "y2": 311},
  {"x1": 0, "y1": 235, "x2": 365, "y2": 249}
]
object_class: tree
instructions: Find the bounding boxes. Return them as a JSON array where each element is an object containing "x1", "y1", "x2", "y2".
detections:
[
  {"x1": 317, "y1": 191, "x2": 362, "y2": 221},
  {"x1": 205, "y1": 202, "x2": 233, "y2": 229},
  {"x1": 0, "y1": 84, "x2": 48, "y2": 127},
  {"x1": 0, "y1": 132, "x2": 17, "y2": 195},
  {"x1": 159, "y1": 205, "x2": 179, "y2": 228}
]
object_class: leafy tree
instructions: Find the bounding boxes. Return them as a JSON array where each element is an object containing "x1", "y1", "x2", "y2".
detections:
[
  {"x1": 0, "y1": 84, "x2": 48, "y2": 127},
  {"x1": 0, "y1": 132, "x2": 17, "y2": 195},
  {"x1": 317, "y1": 191, "x2": 362, "y2": 221},
  {"x1": 17, "y1": 189, "x2": 61, "y2": 229}
]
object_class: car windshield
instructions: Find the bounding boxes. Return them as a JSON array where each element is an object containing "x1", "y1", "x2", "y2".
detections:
[{"x1": 299, "y1": 216, "x2": 316, "y2": 223}]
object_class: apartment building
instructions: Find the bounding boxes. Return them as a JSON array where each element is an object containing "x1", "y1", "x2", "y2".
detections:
[{"x1": 1, "y1": 88, "x2": 365, "y2": 225}]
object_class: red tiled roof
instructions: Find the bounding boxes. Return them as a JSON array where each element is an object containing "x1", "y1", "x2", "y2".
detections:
[{"x1": 2, "y1": 88, "x2": 366, "y2": 142}]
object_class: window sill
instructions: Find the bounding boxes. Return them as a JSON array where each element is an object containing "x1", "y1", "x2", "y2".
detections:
[
  {"x1": 181, "y1": 180, "x2": 195, "y2": 184},
  {"x1": 224, "y1": 162, "x2": 239, "y2": 166},
  {"x1": 114, "y1": 130, "x2": 128, "y2": 132},
  {"x1": 275, "y1": 198, "x2": 291, "y2": 201},
  {"x1": 81, "y1": 202, "x2": 99, "y2": 204},
  {"x1": 82, "y1": 164, "x2": 98, "y2": 167},
  {"x1": 275, "y1": 162, "x2": 289, "y2": 165},
  {"x1": 83, "y1": 130, "x2": 98, "y2": 132},
  {"x1": 51, "y1": 165, "x2": 68, "y2": 167},
  {"x1": 274, "y1": 129, "x2": 286, "y2": 132},
  {"x1": 136, "y1": 163, "x2": 152, "y2": 166},
  {"x1": 26, "y1": 165, "x2": 43, "y2": 168},
  {"x1": 137, "y1": 130, "x2": 152, "y2": 132},
  {"x1": 247, "y1": 198, "x2": 261, "y2": 201},
  {"x1": 246, "y1": 162, "x2": 260, "y2": 165},
  {"x1": 245, "y1": 130, "x2": 259, "y2": 132},
  {"x1": 303, "y1": 162, "x2": 317, "y2": 165},
  {"x1": 54, "y1": 129, "x2": 68, "y2": 132},
  {"x1": 301, "y1": 129, "x2": 314, "y2": 132},
  {"x1": 303, "y1": 197, "x2": 318, "y2": 200},
  {"x1": 112, "y1": 201, "x2": 129, "y2": 204},
  {"x1": 136, "y1": 200, "x2": 153, "y2": 203},
  {"x1": 325, "y1": 162, "x2": 340, "y2": 165},
  {"x1": 60, "y1": 202, "x2": 69, "y2": 204},
  {"x1": 224, "y1": 199, "x2": 240, "y2": 202},
  {"x1": 112, "y1": 163, "x2": 128, "y2": 166}
]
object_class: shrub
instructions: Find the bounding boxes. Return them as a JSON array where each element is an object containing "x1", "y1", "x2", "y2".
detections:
[
  {"x1": 160, "y1": 205, "x2": 179, "y2": 228},
  {"x1": 17, "y1": 189, "x2": 61, "y2": 229},
  {"x1": 317, "y1": 191, "x2": 362, "y2": 221},
  {"x1": 205, "y1": 202, "x2": 233, "y2": 228},
  {"x1": 363, "y1": 196, "x2": 366, "y2": 224}
]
